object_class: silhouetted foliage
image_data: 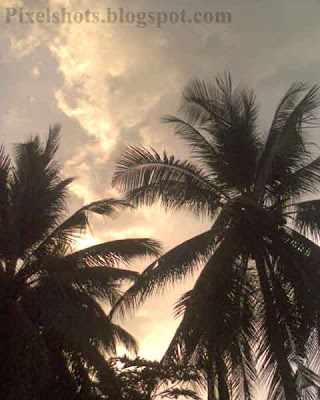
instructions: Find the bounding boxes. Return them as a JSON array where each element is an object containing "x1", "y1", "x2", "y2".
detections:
[
  {"x1": 0, "y1": 126, "x2": 161, "y2": 399},
  {"x1": 110, "y1": 356, "x2": 203, "y2": 400},
  {"x1": 112, "y1": 74, "x2": 320, "y2": 400}
]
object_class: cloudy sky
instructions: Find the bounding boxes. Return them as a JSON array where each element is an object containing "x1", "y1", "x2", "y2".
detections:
[{"x1": 1, "y1": 0, "x2": 320, "y2": 398}]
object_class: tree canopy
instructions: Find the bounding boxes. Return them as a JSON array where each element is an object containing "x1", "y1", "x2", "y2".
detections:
[
  {"x1": 0, "y1": 126, "x2": 161, "y2": 399},
  {"x1": 112, "y1": 75, "x2": 320, "y2": 400}
]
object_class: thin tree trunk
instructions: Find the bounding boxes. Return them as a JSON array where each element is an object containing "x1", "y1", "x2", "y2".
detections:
[
  {"x1": 207, "y1": 346, "x2": 215, "y2": 400},
  {"x1": 207, "y1": 368, "x2": 215, "y2": 400},
  {"x1": 255, "y1": 251, "x2": 298, "y2": 400},
  {"x1": 215, "y1": 351, "x2": 230, "y2": 400}
]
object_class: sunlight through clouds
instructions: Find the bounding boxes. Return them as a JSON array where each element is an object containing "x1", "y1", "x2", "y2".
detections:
[
  {"x1": 104, "y1": 227, "x2": 156, "y2": 241},
  {"x1": 139, "y1": 322, "x2": 178, "y2": 361},
  {"x1": 75, "y1": 233, "x2": 101, "y2": 250}
]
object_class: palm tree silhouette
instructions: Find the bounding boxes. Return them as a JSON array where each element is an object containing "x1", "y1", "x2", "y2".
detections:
[
  {"x1": 0, "y1": 126, "x2": 161, "y2": 399},
  {"x1": 112, "y1": 74, "x2": 320, "y2": 400}
]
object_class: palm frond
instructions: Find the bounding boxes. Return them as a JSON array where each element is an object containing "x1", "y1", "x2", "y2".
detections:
[
  {"x1": 41, "y1": 259, "x2": 138, "y2": 303},
  {"x1": 255, "y1": 83, "x2": 320, "y2": 200},
  {"x1": 67, "y1": 340, "x2": 122, "y2": 400},
  {"x1": 24, "y1": 281, "x2": 137, "y2": 355},
  {"x1": 112, "y1": 146, "x2": 230, "y2": 204},
  {"x1": 293, "y1": 199, "x2": 320, "y2": 240},
  {"x1": 34, "y1": 198, "x2": 132, "y2": 257},
  {"x1": 162, "y1": 114, "x2": 219, "y2": 169},
  {"x1": 111, "y1": 215, "x2": 229, "y2": 320},
  {"x1": 66, "y1": 238, "x2": 162, "y2": 267},
  {"x1": 179, "y1": 74, "x2": 227, "y2": 126},
  {"x1": 177, "y1": 74, "x2": 262, "y2": 192},
  {"x1": 109, "y1": 323, "x2": 139, "y2": 355},
  {"x1": 294, "y1": 359, "x2": 320, "y2": 390},
  {"x1": 163, "y1": 233, "x2": 256, "y2": 400},
  {"x1": 43, "y1": 124, "x2": 61, "y2": 162},
  {"x1": 111, "y1": 240, "x2": 212, "y2": 319},
  {"x1": 255, "y1": 250, "x2": 299, "y2": 400},
  {"x1": 159, "y1": 387, "x2": 201, "y2": 400},
  {"x1": 19, "y1": 238, "x2": 160, "y2": 300},
  {"x1": 267, "y1": 156, "x2": 320, "y2": 205}
]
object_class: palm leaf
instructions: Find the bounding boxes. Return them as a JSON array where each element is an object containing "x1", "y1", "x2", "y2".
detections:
[
  {"x1": 112, "y1": 146, "x2": 230, "y2": 203},
  {"x1": 163, "y1": 233, "x2": 256, "y2": 400},
  {"x1": 255, "y1": 249, "x2": 298, "y2": 400},
  {"x1": 34, "y1": 197, "x2": 132, "y2": 257},
  {"x1": 267, "y1": 156, "x2": 320, "y2": 205},
  {"x1": 176, "y1": 75, "x2": 262, "y2": 192},
  {"x1": 255, "y1": 83, "x2": 320, "y2": 200},
  {"x1": 161, "y1": 114, "x2": 219, "y2": 169},
  {"x1": 293, "y1": 199, "x2": 320, "y2": 240},
  {"x1": 40, "y1": 260, "x2": 138, "y2": 303},
  {"x1": 111, "y1": 215, "x2": 229, "y2": 320},
  {"x1": 66, "y1": 237, "x2": 162, "y2": 267}
]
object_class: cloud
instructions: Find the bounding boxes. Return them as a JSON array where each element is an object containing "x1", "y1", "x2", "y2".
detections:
[
  {"x1": 2, "y1": 0, "x2": 22, "y2": 6},
  {"x1": 32, "y1": 65, "x2": 40, "y2": 76},
  {"x1": 11, "y1": 25, "x2": 48, "y2": 58}
]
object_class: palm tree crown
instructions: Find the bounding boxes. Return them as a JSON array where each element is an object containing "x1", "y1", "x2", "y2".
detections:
[
  {"x1": 112, "y1": 75, "x2": 320, "y2": 400},
  {"x1": 0, "y1": 126, "x2": 161, "y2": 399}
]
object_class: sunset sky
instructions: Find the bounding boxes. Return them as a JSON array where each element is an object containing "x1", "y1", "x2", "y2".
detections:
[{"x1": 1, "y1": 1, "x2": 320, "y2": 398}]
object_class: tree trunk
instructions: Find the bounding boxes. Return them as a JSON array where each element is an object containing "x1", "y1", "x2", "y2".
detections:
[
  {"x1": 215, "y1": 352, "x2": 230, "y2": 400},
  {"x1": 207, "y1": 348, "x2": 215, "y2": 400},
  {"x1": 255, "y1": 251, "x2": 298, "y2": 400}
]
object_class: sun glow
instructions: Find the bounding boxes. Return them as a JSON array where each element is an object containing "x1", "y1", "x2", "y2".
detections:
[{"x1": 75, "y1": 234, "x2": 101, "y2": 250}]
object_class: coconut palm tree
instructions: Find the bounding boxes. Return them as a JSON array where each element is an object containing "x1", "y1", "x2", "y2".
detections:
[
  {"x1": 0, "y1": 126, "x2": 161, "y2": 399},
  {"x1": 111, "y1": 75, "x2": 320, "y2": 400}
]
